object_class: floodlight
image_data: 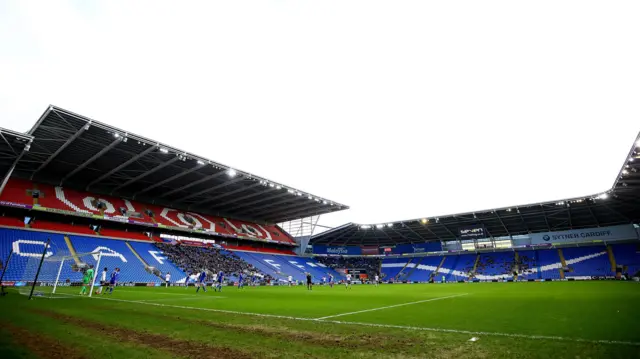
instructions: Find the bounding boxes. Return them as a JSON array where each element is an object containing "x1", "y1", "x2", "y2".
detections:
[
  {"x1": 420, "y1": 218, "x2": 428, "y2": 224},
  {"x1": 387, "y1": 223, "x2": 393, "y2": 227},
  {"x1": 159, "y1": 148, "x2": 169, "y2": 154},
  {"x1": 622, "y1": 170, "x2": 629, "y2": 175},
  {"x1": 361, "y1": 225, "x2": 371, "y2": 229},
  {"x1": 630, "y1": 158, "x2": 635, "y2": 162},
  {"x1": 269, "y1": 183, "x2": 275, "y2": 187},
  {"x1": 114, "y1": 133, "x2": 120, "y2": 138},
  {"x1": 376, "y1": 224, "x2": 384, "y2": 229},
  {"x1": 227, "y1": 169, "x2": 237, "y2": 177},
  {"x1": 308, "y1": 195, "x2": 313, "y2": 200},
  {"x1": 287, "y1": 189, "x2": 294, "y2": 193},
  {"x1": 598, "y1": 193, "x2": 608, "y2": 199},
  {"x1": 197, "y1": 160, "x2": 205, "y2": 165},
  {"x1": 323, "y1": 200, "x2": 327, "y2": 204},
  {"x1": 276, "y1": 185, "x2": 282, "y2": 189}
]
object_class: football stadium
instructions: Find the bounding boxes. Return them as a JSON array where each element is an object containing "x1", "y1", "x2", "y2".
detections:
[{"x1": 0, "y1": 106, "x2": 639, "y2": 359}]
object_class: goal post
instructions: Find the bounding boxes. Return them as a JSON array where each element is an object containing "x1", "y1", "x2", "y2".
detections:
[{"x1": 12, "y1": 244, "x2": 104, "y2": 299}]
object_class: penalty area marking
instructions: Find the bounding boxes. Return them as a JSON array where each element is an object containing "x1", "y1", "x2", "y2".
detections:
[
  {"x1": 73, "y1": 294, "x2": 640, "y2": 347},
  {"x1": 315, "y1": 293, "x2": 468, "y2": 320}
]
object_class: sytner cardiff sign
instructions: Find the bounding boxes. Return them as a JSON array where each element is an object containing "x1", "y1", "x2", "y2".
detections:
[{"x1": 530, "y1": 224, "x2": 638, "y2": 245}]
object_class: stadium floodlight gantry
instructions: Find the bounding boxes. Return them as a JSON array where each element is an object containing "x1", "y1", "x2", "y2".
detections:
[
  {"x1": 0, "y1": 105, "x2": 347, "y2": 225},
  {"x1": 311, "y1": 132, "x2": 640, "y2": 247}
]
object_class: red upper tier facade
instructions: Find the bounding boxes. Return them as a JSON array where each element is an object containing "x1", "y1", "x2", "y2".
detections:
[{"x1": 0, "y1": 178, "x2": 295, "y2": 245}]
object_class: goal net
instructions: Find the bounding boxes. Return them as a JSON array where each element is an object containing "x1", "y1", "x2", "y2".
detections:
[{"x1": 2, "y1": 238, "x2": 104, "y2": 299}]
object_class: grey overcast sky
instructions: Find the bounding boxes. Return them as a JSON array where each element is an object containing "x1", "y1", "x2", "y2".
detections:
[{"x1": 1, "y1": 1, "x2": 639, "y2": 232}]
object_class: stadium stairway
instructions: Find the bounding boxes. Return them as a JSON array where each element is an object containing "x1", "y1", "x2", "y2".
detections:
[
  {"x1": 444, "y1": 256, "x2": 460, "y2": 282},
  {"x1": 395, "y1": 258, "x2": 413, "y2": 281},
  {"x1": 431, "y1": 256, "x2": 447, "y2": 281},
  {"x1": 558, "y1": 249, "x2": 567, "y2": 279},
  {"x1": 470, "y1": 254, "x2": 480, "y2": 280},
  {"x1": 402, "y1": 256, "x2": 424, "y2": 281},
  {"x1": 63, "y1": 235, "x2": 82, "y2": 266},
  {"x1": 607, "y1": 245, "x2": 617, "y2": 272},
  {"x1": 535, "y1": 250, "x2": 542, "y2": 279},
  {"x1": 129, "y1": 241, "x2": 186, "y2": 283},
  {"x1": 125, "y1": 241, "x2": 150, "y2": 267}
]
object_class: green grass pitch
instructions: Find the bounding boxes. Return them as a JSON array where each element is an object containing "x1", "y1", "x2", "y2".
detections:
[{"x1": 1, "y1": 281, "x2": 639, "y2": 358}]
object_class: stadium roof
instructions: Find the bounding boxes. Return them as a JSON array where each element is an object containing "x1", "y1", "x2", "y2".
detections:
[
  {"x1": 3, "y1": 105, "x2": 348, "y2": 224},
  {"x1": 0, "y1": 128, "x2": 33, "y2": 194},
  {"x1": 311, "y1": 133, "x2": 640, "y2": 247}
]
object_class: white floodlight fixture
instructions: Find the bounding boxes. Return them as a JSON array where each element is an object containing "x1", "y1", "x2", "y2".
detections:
[
  {"x1": 598, "y1": 193, "x2": 608, "y2": 199},
  {"x1": 197, "y1": 160, "x2": 205, "y2": 165},
  {"x1": 376, "y1": 224, "x2": 384, "y2": 229},
  {"x1": 269, "y1": 183, "x2": 275, "y2": 187},
  {"x1": 361, "y1": 225, "x2": 372, "y2": 229},
  {"x1": 276, "y1": 185, "x2": 282, "y2": 189},
  {"x1": 387, "y1": 223, "x2": 393, "y2": 227},
  {"x1": 435, "y1": 218, "x2": 440, "y2": 223},
  {"x1": 630, "y1": 158, "x2": 635, "y2": 162},
  {"x1": 287, "y1": 189, "x2": 294, "y2": 193},
  {"x1": 159, "y1": 148, "x2": 169, "y2": 154},
  {"x1": 227, "y1": 168, "x2": 237, "y2": 177},
  {"x1": 114, "y1": 133, "x2": 120, "y2": 138},
  {"x1": 622, "y1": 170, "x2": 629, "y2": 175},
  {"x1": 506, "y1": 208, "x2": 512, "y2": 212},
  {"x1": 323, "y1": 200, "x2": 327, "y2": 204},
  {"x1": 636, "y1": 139, "x2": 640, "y2": 147},
  {"x1": 421, "y1": 218, "x2": 428, "y2": 224},
  {"x1": 296, "y1": 192, "x2": 302, "y2": 196}
]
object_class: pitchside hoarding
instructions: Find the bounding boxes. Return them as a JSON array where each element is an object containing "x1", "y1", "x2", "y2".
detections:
[{"x1": 530, "y1": 224, "x2": 638, "y2": 245}]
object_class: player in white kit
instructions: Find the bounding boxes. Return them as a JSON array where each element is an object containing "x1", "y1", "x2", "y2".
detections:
[
  {"x1": 345, "y1": 273, "x2": 352, "y2": 289},
  {"x1": 165, "y1": 272, "x2": 171, "y2": 287},
  {"x1": 288, "y1": 275, "x2": 294, "y2": 286},
  {"x1": 374, "y1": 274, "x2": 380, "y2": 287},
  {"x1": 96, "y1": 267, "x2": 108, "y2": 294}
]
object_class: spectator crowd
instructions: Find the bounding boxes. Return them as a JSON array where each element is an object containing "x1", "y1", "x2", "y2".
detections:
[{"x1": 315, "y1": 256, "x2": 381, "y2": 277}]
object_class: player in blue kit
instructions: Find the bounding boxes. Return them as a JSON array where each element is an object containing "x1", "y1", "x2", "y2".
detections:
[
  {"x1": 215, "y1": 270, "x2": 224, "y2": 292},
  {"x1": 104, "y1": 268, "x2": 120, "y2": 294},
  {"x1": 238, "y1": 273, "x2": 244, "y2": 289},
  {"x1": 196, "y1": 270, "x2": 207, "y2": 293}
]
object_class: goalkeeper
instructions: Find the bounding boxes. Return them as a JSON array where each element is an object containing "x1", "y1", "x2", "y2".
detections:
[{"x1": 79, "y1": 265, "x2": 95, "y2": 295}]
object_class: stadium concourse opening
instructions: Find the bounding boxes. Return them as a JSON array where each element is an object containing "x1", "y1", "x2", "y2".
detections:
[{"x1": 0, "y1": 106, "x2": 639, "y2": 359}]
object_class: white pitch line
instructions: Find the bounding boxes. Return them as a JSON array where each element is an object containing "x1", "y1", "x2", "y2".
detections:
[
  {"x1": 315, "y1": 293, "x2": 468, "y2": 320},
  {"x1": 138, "y1": 296, "x2": 227, "y2": 302},
  {"x1": 64, "y1": 294, "x2": 640, "y2": 347}
]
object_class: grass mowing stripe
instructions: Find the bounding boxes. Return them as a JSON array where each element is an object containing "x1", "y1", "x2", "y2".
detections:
[
  {"x1": 81, "y1": 293, "x2": 640, "y2": 346},
  {"x1": 315, "y1": 293, "x2": 469, "y2": 320}
]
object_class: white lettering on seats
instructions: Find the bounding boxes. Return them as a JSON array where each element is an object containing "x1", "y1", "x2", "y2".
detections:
[
  {"x1": 91, "y1": 247, "x2": 127, "y2": 262},
  {"x1": 289, "y1": 261, "x2": 305, "y2": 270},
  {"x1": 55, "y1": 187, "x2": 90, "y2": 213},
  {"x1": 12, "y1": 240, "x2": 53, "y2": 258},
  {"x1": 264, "y1": 259, "x2": 281, "y2": 269},
  {"x1": 149, "y1": 251, "x2": 165, "y2": 265}
]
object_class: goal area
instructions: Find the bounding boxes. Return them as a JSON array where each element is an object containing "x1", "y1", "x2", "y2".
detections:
[{"x1": 0, "y1": 238, "x2": 104, "y2": 299}]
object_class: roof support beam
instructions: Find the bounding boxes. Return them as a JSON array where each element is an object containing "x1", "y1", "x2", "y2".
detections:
[
  {"x1": 30, "y1": 124, "x2": 87, "y2": 180},
  {"x1": 326, "y1": 227, "x2": 359, "y2": 246},
  {"x1": 493, "y1": 211, "x2": 511, "y2": 237},
  {"x1": 387, "y1": 226, "x2": 418, "y2": 243},
  {"x1": 208, "y1": 188, "x2": 278, "y2": 209},
  {"x1": 133, "y1": 164, "x2": 203, "y2": 198},
  {"x1": 400, "y1": 222, "x2": 429, "y2": 242},
  {"x1": 178, "y1": 176, "x2": 246, "y2": 202},
  {"x1": 225, "y1": 192, "x2": 292, "y2": 211},
  {"x1": 160, "y1": 171, "x2": 227, "y2": 198},
  {"x1": 111, "y1": 157, "x2": 180, "y2": 194},
  {"x1": 586, "y1": 205, "x2": 600, "y2": 227},
  {"x1": 249, "y1": 199, "x2": 313, "y2": 217},
  {"x1": 60, "y1": 137, "x2": 122, "y2": 185},
  {"x1": 0, "y1": 143, "x2": 29, "y2": 197},
  {"x1": 87, "y1": 145, "x2": 156, "y2": 191},
  {"x1": 539, "y1": 205, "x2": 552, "y2": 232},
  {"x1": 260, "y1": 203, "x2": 323, "y2": 221},
  {"x1": 191, "y1": 182, "x2": 263, "y2": 207}
]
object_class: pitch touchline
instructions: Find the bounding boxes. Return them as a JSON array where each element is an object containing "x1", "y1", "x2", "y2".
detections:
[
  {"x1": 315, "y1": 293, "x2": 468, "y2": 320},
  {"x1": 72, "y1": 295, "x2": 640, "y2": 346}
]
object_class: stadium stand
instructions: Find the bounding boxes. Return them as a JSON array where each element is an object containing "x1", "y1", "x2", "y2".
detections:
[
  {"x1": 315, "y1": 256, "x2": 381, "y2": 278},
  {"x1": 127, "y1": 241, "x2": 187, "y2": 283},
  {"x1": 405, "y1": 256, "x2": 443, "y2": 282},
  {"x1": 69, "y1": 234, "x2": 160, "y2": 283},
  {"x1": 611, "y1": 243, "x2": 640, "y2": 277},
  {"x1": 0, "y1": 178, "x2": 295, "y2": 245},
  {"x1": 474, "y1": 252, "x2": 515, "y2": 280},
  {"x1": 562, "y1": 246, "x2": 613, "y2": 278}
]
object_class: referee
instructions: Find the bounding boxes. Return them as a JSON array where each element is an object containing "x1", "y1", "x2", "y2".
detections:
[{"x1": 306, "y1": 272, "x2": 313, "y2": 291}]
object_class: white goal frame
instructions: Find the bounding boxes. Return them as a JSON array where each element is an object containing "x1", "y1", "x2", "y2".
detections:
[{"x1": 49, "y1": 251, "x2": 102, "y2": 298}]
